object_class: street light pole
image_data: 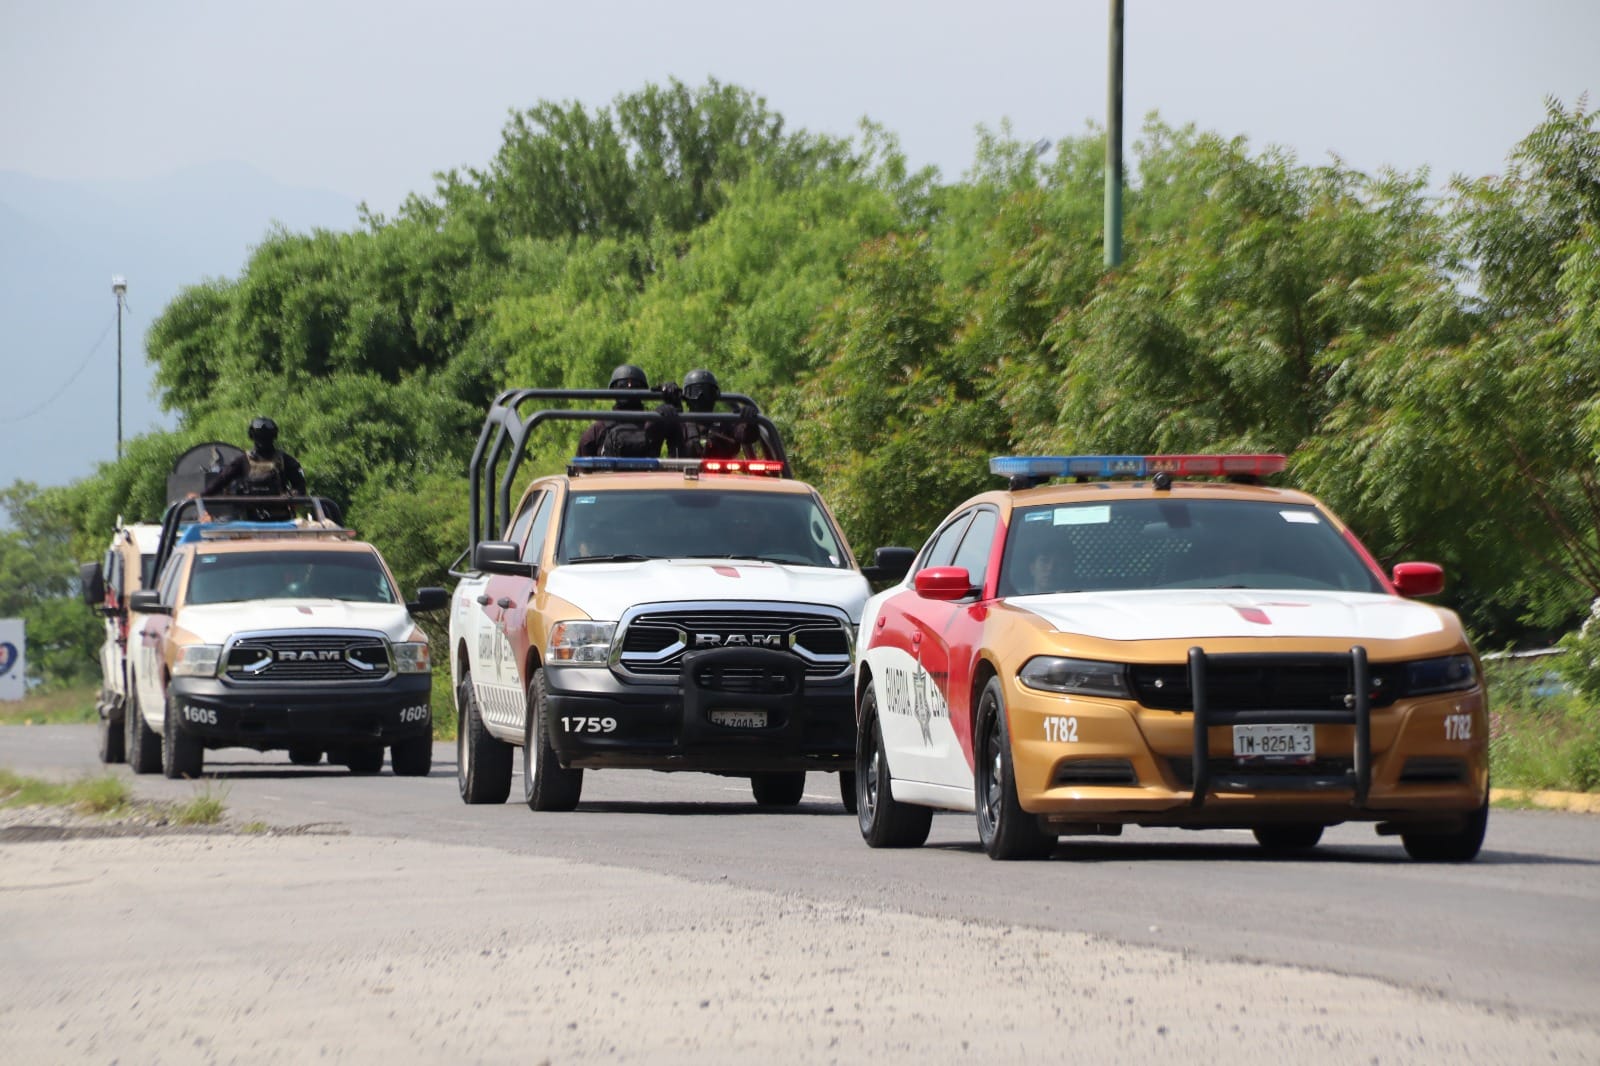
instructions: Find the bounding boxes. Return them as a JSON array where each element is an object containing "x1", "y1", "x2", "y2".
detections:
[
  {"x1": 1105, "y1": 0, "x2": 1125, "y2": 269},
  {"x1": 112, "y1": 276, "x2": 127, "y2": 460}
]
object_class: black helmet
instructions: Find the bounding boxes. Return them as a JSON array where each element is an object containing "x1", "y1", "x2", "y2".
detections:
[
  {"x1": 608, "y1": 364, "x2": 648, "y2": 391},
  {"x1": 248, "y1": 417, "x2": 279, "y2": 450},
  {"x1": 682, "y1": 368, "x2": 720, "y2": 413}
]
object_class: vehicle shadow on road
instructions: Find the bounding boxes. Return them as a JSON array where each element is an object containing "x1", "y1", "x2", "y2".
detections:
[
  {"x1": 191, "y1": 760, "x2": 444, "y2": 781},
  {"x1": 919, "y1": 839, "x2": 1600, "y2": 866},
  {"x1": 569, "y1": 800, "x2": 849, "y2": 817}
]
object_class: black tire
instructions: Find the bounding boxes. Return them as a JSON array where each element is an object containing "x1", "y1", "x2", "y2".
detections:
[
  {"x1": 456, "y1": 669, "x2": 512, "y2": 804},
  {"x1": 1402, "y1": 792, "x2": 1489, "y2": 862},
  {"x1": 98, "y1": 697, "x2": 126, "y2": 764},
  {"x1": 1252, "y1": 824, "x2": 1325, "y2": 851},
  {"x1": 125, "y1": 683, "x2": 161, "y2": 775},
  {"x1": 975, "y1": 677, "x2": 1056, "y2": 860},
  {"x1": 390, "y1": 735, "x2": 432, "y2": 777},
  {"x1": 751, "y1": 771, "x2": 806, "y2": 807},
  {"x1": 856, "y1": 687, "x2": 932, "y2": 848},
  {"x1": 161, "y1": 693, "x2": 204, "y2": 780},
  {"x1": 345, "y1": 746, "x2": 385, "y2": 774},
  {"x1": 524, "y1": 668, "x2": 582, "y2": 811},
  {"x1": 838, "y1": 770, "x2": 858, "y2": 814},
  {"x1": 288, "y1": 746, "x2": 323, "y2": 766}
]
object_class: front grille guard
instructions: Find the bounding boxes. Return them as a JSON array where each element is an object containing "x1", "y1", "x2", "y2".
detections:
[{"x1": 1186, "y1": 646, "x2": 1371, "y2": 808}]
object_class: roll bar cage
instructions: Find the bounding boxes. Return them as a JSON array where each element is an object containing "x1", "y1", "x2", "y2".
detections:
[{"x1": 463, "y1": 388, "x2": 789, "y2": 558}]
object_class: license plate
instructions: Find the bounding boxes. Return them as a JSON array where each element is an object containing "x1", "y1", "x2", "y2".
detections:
[
  {"x1": 1233, "y1": 724, "x2": 1314, "y2": 760},
  {"x1": 710, "y1": 710, "x2": 767, "y2": 729}
]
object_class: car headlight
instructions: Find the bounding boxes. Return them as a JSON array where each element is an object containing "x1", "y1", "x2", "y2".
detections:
[
  {"x1": 1018, "y1": 656, "x2": 1130, "y2": 698},
  {"x1": 393, "y1": 642, "x2": 430, "y2": 674},
  {"x1": 1405, "y1": 654, "x2": 1477, "y2": 695},
  {"x1": 548, "y1": 621, "x2": 616, "y2": 666},
  {"x1": 173, "y1": 644, "x2": 223, "y2": 678}
]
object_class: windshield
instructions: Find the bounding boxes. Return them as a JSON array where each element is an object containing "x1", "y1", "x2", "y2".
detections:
[
  {"x1": 186, "y1": 549, "x2": 398, "y2": 605},
  {"x1": 997, "y1": 498, "x2": 1385, "y2": 597},
  {"x1": 558, "y1": 489, "x2": 849, "y2": 568}
]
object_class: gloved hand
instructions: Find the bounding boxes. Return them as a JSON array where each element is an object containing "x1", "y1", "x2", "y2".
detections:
[
  {"x1": 658, "y1": 381, "x2": 682, "y2": 408},
  {"x1": 734, "y1": 402, "x2": 759, "y2": 444}
]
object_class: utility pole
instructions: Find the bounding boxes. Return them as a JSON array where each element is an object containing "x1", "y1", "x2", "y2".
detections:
[
  {"x1": 1105, "y1": 0, "x2": 1124, "y2": 269},
  {"x1": 112, "y1": 276, "x2": 127, "y2": 459}
]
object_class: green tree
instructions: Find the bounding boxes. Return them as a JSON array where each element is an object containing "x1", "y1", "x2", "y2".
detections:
[
  {"x1": 787, "y1": 234, "x2": 1008, "y2": 553},
  {"x1": 0, "y1": 482, "x2": 101, "y2": 688}
]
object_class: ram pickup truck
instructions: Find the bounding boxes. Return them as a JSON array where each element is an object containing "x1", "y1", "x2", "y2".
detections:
[
  {"x1": 449, "y1": 388, "x2": 912, "y2": 811},
  {"x1": 126, "y1": 495, "x2": 448, "y2": 778}
]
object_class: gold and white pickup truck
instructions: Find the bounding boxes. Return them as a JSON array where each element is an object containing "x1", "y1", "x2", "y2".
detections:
[{"x1": 126, "y1": 496, "x2": 448, "y2": 778}]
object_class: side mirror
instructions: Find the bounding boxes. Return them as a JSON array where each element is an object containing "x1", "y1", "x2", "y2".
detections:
[
  {"x1": 861, "y1": 546, "x2": 916, "y2": 584},
  {"x1": 79, "y1": 561, "x2": 106, "y2": 607},
  {"x1": 128, "y1": 589, "x2": 170, "y2": 615},
  {"x1": 408, "y1": 587, "x2": 451, "y2": 613},
  {"x1": 913, "y1": 566, "x2": 975, "y2": 601},
  {"x1": 1392, "y1": 561, "x2": 1445, "y2": 597},
  {"x1": 473, "y1": 541, "x2": 534, "y2": 577}
]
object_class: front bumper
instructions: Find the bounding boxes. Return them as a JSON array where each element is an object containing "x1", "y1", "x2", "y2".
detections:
[
  {"x1": 167, "y1": 674, "x2": 432, "y2": 752},
  {"x1": 544, "y1": 647, "x2": 854, "y2": 771}
]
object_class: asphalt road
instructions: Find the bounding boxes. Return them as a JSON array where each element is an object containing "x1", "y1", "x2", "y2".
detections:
[{"x1": 3, "y1": 724, "x2": 1599, "y2": 1061}]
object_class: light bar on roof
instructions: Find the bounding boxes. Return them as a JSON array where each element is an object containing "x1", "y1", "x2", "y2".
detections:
[
  {"x1": 988, "y1": 454, "x2": 1286, "y2": 480},
  {"x1": 567, "y1": 456, "x2": 786, "y2": 477}
]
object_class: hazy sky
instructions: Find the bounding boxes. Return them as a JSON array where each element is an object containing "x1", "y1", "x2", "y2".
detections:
[
  {"x1": 8, "y1": 0, "x2": 1596, "y2": 210},
  {"x1": 1, "y1": 0, "x2": 1596, "y2": 486}
]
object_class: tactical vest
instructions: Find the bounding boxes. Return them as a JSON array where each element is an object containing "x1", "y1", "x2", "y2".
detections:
[{"x1": 240, "y1": 452, "x2": 286, "y2": 495}]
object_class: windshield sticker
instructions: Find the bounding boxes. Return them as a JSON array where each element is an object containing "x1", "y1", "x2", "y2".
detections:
[
  {"x1": 574, "y1": 496, "x2": 596, "y2": 505},
  {"x1": 1055, "y1": 505, "x2": 1110, "y2": 526},
  {"x1": 1023, "y1": 511, "x2": 1054, "y2": 523},
  {"x1": 1280, "y1": 510, "x2": 1321, "y2": 524}
]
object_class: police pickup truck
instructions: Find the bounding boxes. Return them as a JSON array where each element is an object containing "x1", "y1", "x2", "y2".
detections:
[
  {"x1": 448, "y1": 388, "x2": 912, "y2": 811},
  {"x1": 125, "y1": 494, "x2": 448, "y2": 778}
]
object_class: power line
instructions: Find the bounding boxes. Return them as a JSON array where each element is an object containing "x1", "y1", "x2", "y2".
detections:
[{"x1": 0, "y1": 310, "x2": 122, "y2": 425}]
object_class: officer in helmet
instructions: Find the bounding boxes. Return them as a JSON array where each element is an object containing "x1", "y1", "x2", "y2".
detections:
[
  {"x1": 202, "y1": 417, "x2": 308, "y2": 497},
  {"x1": 577, "y1": 365, "x2": 675, "y2": 458},
  {"x1": 661, "y1": 368, "x2": 760, "y2": 459}
]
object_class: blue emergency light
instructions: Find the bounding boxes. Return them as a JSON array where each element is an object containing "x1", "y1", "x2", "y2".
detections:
[
  {"x1": 568, "y1": 457, "x2": 665, "y2": 473},
  {"x1": 568, "y1": 456, "x2": 788, "y2": 477}
]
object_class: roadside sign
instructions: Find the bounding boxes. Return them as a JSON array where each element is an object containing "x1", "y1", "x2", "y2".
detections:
[{"x1": 0, "y1": 618, "x2": 23, "y2": 700}]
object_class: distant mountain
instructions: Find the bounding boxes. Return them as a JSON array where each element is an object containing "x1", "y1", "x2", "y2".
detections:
[{"x1": 0, "y1": 164, "x2": 359, "y2": 490}]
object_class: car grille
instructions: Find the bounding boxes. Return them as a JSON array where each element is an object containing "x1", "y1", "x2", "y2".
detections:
[
  {"x1": 619, "y1": 608, "x2": 851, "y2": 680},
  {"x1": 224, "y1": 634, "x2": 391, "y2": 682},
  {"x1": 1130, "y1": 658, "x2": 1403, "y2": 711}
]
